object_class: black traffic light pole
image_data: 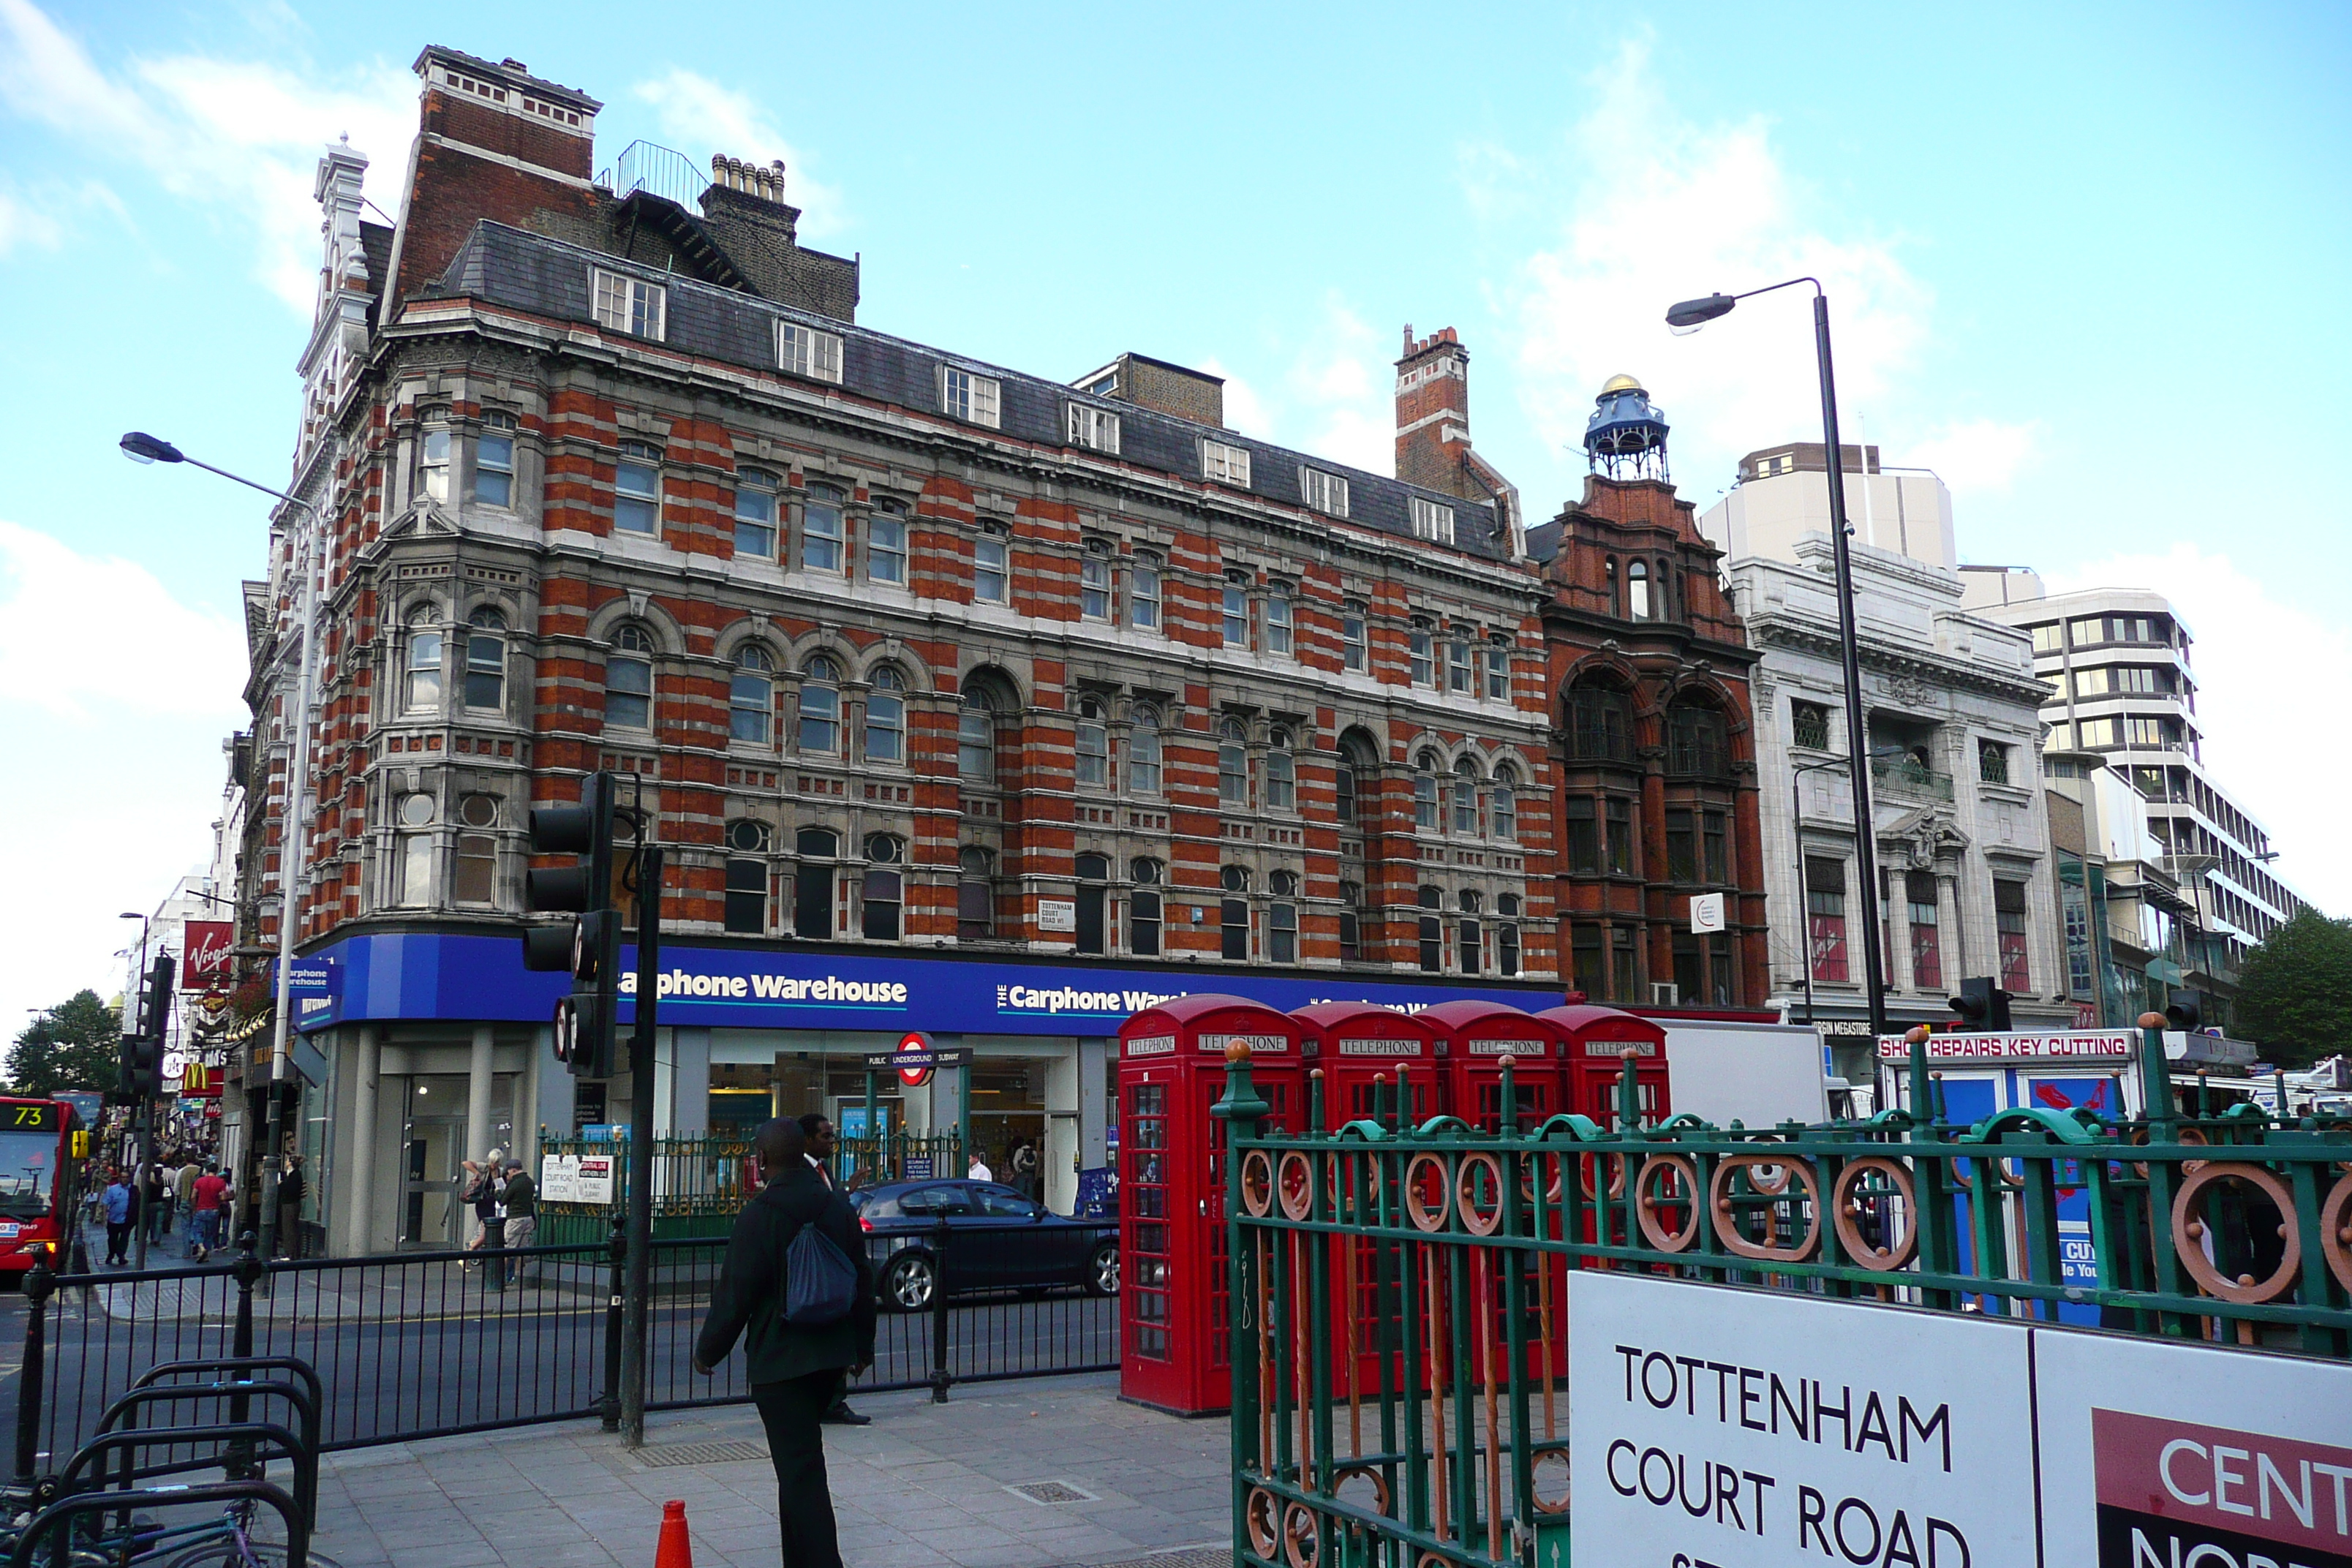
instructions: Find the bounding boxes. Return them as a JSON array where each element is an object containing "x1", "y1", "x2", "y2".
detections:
[
  {"x1": 126, "y1": 957, "x2": 173, "y2": 1270},
  {"x1": 619, "y1": 840, "x2": 661, "y2": 1448}
]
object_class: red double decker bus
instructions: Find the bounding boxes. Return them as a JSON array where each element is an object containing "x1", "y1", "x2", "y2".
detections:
[{"x1": 0, "y1": 1098, "x2": 84, "y2": 1276}]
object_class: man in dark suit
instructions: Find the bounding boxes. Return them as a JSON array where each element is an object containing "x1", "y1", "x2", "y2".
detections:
[
  {"x1": 694, "y1": 1118, "x2": 876, "y2": 1568},
  {"x1": 796, "y1": 1112, "x2": 871, "y2": 1428}
]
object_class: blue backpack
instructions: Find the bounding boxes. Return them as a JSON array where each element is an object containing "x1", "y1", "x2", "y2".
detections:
[{"x1": 769, "y1": 1194, "x2": 859, "y2": 1328}]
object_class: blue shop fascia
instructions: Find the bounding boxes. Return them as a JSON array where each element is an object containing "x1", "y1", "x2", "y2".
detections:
[{"x1": 287, "y1": 930, "x2": 1566, "y2": 1254}]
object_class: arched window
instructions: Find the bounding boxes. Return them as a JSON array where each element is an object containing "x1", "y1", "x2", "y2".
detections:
[
  {"x1": 864, "y1": 666, "x2": 905, "y2": 764},
  {"x1": 1496, "y1": 893, "x2": 1522, "y2": 977},
  {"x1": 1075, "y1": 851, "x2": 1110, "y2": 955},
  {"x1": 1452, "y1": 758, "x2": 1482, "y2": 836},
  {"x1": 1627, "y1": 559, "x2": 1651, "y2": 620},
  {"x1": 1417, "y1": 886, "x2": 1443, "y2": 973},
  {"x1": 862, "y1": 833, "x2": 902, "y2": 941},
  {"x1": 395, "y1": 791, "x2": 435, "y2": 905},
  {"x1": 799, "y1": 655, "x2": 841, "y2": 754},
  {"x1": 455, "y1": 794, "x2": 500, "y2": 905},
  {"x1": 725, "y1": 820, "x2": 770, "y2": 933},
  {"x1": 1413, "y1": 751, "x2": 1441, "y2": 831},
  {"x1": 733, "y1": 470, "x2": 778, "y2": 559},
  {"x1": 1080, "y1": 540, "x2": 1113, "y2": 622},
  {"x1": 957, "y1": 846, "x2": 995, "y2": 941},
  {"x1": 1458, "y1": 889, "x2": 1483, "y2": 976},
  {"x1": 802, "y1": 483, "x2": 845, "y2": 573},
  {"x1": 1219, "y1": 866, "x2": 1250, "y2": 960},
  {"x1": 1264, "y1": 729, "x2": 1295, "y2": 811},
  {"x1": 1075, "y1": 696, "x2": 1109, "y2": 791},
  {"x1": 1667, "y1": 699, "x2": 1730, "y2": 778},
  {"x1": 1567, "y1": 682, "x2": 1633, "y2": 762},
  {"x1": 606, "y1": 624, "x2": 654, "y2": 730},
  {"x1": 1127, "y1": 705, "x2": 1161, "y2": 795},
  {"x1": 1128, "y1": 857, "x2": 1163, "y2": 956},
  {"x1": 959, "y1": 687, "x2": 997, "y2": 781},
  {"x1": 404, "y1": 606, "x2": 443, "y2": 712},
  {"x1": 731, "y1": 645, "x2": 775, "y2": 744},
  {"x1": 1490, "y1": 766, "x2": 1519, "y2": 843},
  {"x1": 1336, "y1": 729, "x2": 1379, "y2": 826},
  {"x1": 794, "y1": 826, "x2": 837, "y2": 938},
  {"x1": 1268, "y1": 870, "x2": 1299, "y2": 963},
  {"x1": 1218, "y1": 717, "x2": 1249, "y2": 807},
  {"x1": 1338, "y1": 881, "x2": 1363, "y2": 963},
  {"x1": 462, "y1": 608, "x2": 505, "y2": 710}
]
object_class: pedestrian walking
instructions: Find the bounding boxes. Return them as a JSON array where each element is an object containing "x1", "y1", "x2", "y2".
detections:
[
  {"x1": 143, "y1": 1166, "x2": 173, "y2": 1250},
  {"x1": 497, "y1": 1157, "x2": 536, "y2": 1287},
  {"x1": 796, "y1": 1115, "x2": 870, "y2": 1428},
  {"x1": 101, "y1": 1171, "x2": 133, "y2": 1266},
  {"x1": 191, "y1": 1162, "x2": 228, "y2": 1262},
  {"x1": 693, "y1": 1118, "x2": 875, "y2": 1568},
  {"x1": 173, "y1": 1154, "x2": 201, "y2": 1251}
]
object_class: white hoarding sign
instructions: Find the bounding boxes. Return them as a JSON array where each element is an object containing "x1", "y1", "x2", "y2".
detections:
[
  {"x1": 1570, "y1": 1273, "x2": 2037, "y2": 1567},
  {"x1": 1689, "y1": 892, "x2": 1727, "y2": 934},
  {"x1": 572, "y1": 1153, "x2": 614, "y2": 1204},
  {"x1": 540, "y1": 1153, "x2": 617, "y2": 1205},
  {"x1": 2033, "y1": 1324, "x2": 2352, "y2": 1567},
  {"x1": 1036, "y1": 898, "x2": 1077, "y2": 933}
]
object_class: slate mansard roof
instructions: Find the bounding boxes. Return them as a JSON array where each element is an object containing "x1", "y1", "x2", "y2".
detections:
[{"x1": 422, "y1": 221, "x2": 1510, "y2": 564}]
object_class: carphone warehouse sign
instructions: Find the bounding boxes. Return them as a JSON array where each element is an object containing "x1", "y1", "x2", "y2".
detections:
[{"x1": 1572, "y1": 1273, "x2": 2036, "y2": 1566}]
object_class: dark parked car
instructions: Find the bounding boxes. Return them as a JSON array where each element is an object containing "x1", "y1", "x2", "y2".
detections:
[{"x1": 849, "y1": 1180, "x2": 1119, "y2": 1311}]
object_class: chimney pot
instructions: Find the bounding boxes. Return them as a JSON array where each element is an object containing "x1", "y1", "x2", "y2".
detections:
[{"x1": 500, "y1": 59, "x2": 527, "y2": 72}]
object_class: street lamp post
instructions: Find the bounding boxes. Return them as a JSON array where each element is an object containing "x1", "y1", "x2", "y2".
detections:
[
  {"x1": 120, "y1": 432, "x2": 320, "y2": 1260},
  {"x1": 1665, "y1": 283, "x2": 1889, "y2": 1039}
]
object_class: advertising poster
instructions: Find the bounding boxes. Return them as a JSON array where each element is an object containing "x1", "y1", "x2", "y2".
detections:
[
  {"x1": 2035, "y1": 1328, "x2": 2352, "y2": 1567},
  {"x1": 1570, "y1": 1273, "x2": 2038, "y2": 1566}
]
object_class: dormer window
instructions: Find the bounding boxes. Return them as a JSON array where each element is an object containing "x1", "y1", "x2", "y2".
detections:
[
  {"x1": 1409, "y1": 496, "x2": 1455, "y2": 545},
  {"x1": 1299, "y1": 467, "x2": 1349, "y2": 518},
  {"x1": 1202, "y1": 439, "x2": 1251, "y2": 489},
  {"x1": 592, "y1": 269, "x2": 665, "y2": 339},
  {"x1": 943, "y1": 367, "x2": 1000, "y2": 428},
  {"x1": 1068, "y1": 404, "x2": 1121, "y2": 454},
  {"x1": 777, "y1": 322, "x2": 843, "y2": 383}
]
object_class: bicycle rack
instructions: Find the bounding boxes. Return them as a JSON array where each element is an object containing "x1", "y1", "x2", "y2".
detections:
[{"x1": 5, "y1": 1477, "x2": 307, "y2": 1568}]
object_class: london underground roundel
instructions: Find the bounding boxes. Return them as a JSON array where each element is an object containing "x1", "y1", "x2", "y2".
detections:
[{"x1": 896, "y1": 1031, "x2": 934, "y2": 1088}]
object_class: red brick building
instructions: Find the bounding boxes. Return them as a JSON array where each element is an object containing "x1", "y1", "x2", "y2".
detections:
[
  {"x1": 1526, "y1": 377, "x2": 1769, "y2": 1009},
  {"x1": 236, "y1": 48, "x2": 1567, "y2": 1251}
]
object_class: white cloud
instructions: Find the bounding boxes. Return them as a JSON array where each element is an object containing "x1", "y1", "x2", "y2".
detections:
[
  {"x1": 1281, "y1": 296, "x2": 1395, "y2": 474},
  {"x1": 1487, "y1": 38, "x2": 1931, "y2": 492},
  {"x1": 1198, "y1": 358, "x2": 1271, "y2": 439},
  {"x1": 1910, "y1": 417, "x2": 2040, "y2": 495},
  {"x1": 630, "y1": 67, "x2": 848, "y2": 243},
  {"x1": 0, "y1": 519, "x2": 248, "y2": 1035},
  {"x1": 0, "y1": 181, "x2": 61, "y2": 255},
  {"x1": 2046, "y1": 544, "x2": 2349, "y2": 915},
  {"x1": 0, "y1": 0, "x2": 415, "y2": 311}
]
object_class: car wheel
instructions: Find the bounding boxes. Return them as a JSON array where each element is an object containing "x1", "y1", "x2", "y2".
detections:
[
  {"x1": 1086, "y1": 1241, "x2": 1119, "y2": 1297},
  {"x1": 885, "y1": 1252, "x2": 935, "y2": 1312}
]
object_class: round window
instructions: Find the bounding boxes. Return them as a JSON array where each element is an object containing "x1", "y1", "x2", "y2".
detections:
[
  {"x1": 458, "y1": 795, "x2": 499, "y2": 829},
  {"x1": 399, "y1": 794, "x2": 434, "y2": 828}
]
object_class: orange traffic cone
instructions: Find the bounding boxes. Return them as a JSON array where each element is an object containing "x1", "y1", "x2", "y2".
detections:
[{"x1": 654, "y1": 1499, "x2": 693, "y2": 1568}]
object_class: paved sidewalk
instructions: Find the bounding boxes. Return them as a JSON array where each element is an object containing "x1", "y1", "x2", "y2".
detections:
[{"x1": 309, "y1": 1372, "x2": 1234, "y2": 1568}]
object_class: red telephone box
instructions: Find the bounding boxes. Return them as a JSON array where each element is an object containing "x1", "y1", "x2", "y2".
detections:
[
  {"x1": 1117, "y1": 995, "x2": 1303, "y2": 1416},
  {"x1": 1536, "y1": 1004, "x2": 1671, "y2": 1128},
  {"x1": 1417, "y1": 999, "x2": 1569, "y2": 1133},
  {"x1": 1291, "y1": 1002, "x2": 1444, "y2": 1128}
]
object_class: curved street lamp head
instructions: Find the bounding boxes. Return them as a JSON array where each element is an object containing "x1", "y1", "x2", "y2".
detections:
[
  {"x1": 1665, "y1": 293, "x2": 1738, "y2": 333},
  {"x1": 118, "y1": 431, "x2": 184, "y2": 465},
  {"x1": 119, "y1": 912, "x2": 143, "y2": 920}
]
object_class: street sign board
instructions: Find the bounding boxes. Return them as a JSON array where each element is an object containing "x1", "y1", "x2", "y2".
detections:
[
  {"x1": 1875, "y1": 1030, "x2": 2135, "y2": 1062},
  {"x1": 862, "y1": 1044, "x2": 970, "y2": 1074},
  {"x1": 1036, "y1": 898, "x2": 1077, "y2": 933},
  {"x1": 887, "y1": 1030, "x2": 939, "y2": 1087},
  {"x1": 181, "y1": 921, "x2": 233, "y2": 988},
  {"x1": 1571, "y1": 1273, "x2": 2038, "y2": 1567},
  {"x1": 540, "y1": 1152, "x2": 616, "y2": 1205}
]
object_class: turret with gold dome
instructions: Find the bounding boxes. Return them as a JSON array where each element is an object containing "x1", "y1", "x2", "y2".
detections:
[{"x1": 1584, "y1": 374, "x2": 1670, "y2": 481}]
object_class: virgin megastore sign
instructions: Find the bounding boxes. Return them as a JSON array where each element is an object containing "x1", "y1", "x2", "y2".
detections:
[{"x1": 279, "y1": 932, "x2": 1567, "y2": 1036}]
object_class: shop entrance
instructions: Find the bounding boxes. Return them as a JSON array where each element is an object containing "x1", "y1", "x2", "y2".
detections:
[
  {"x1": 400, "y1": 1073, "x2": 505, "y2": 1248},
  {"x1": 968, "y1": 1058, "x2": 1049, "y2": 1202}
]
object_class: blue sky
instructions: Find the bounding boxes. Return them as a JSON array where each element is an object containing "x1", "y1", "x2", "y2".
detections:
[{"x1": 1, "y1": 0, "x2": 2345, "y2": 1023}]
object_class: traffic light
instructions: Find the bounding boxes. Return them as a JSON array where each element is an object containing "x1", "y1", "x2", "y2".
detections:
[
  {"x1": 526, "y1": 773, "x2": 621, "y2": 1078},
  {"x1": 1948, "y1": 976, "x2": 2013, "y2": 1033},
  {"x1": 2163, "y1": 988, "x2": 2203, "y2": 1033},
  {"x1": 117, "y1": 954, "x2": 175, "y2": 1098}
]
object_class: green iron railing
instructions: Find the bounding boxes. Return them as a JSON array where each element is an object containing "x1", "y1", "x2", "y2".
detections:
[
  {"x1": 1218, "y1": 1024, "x2": 2352, "y2": 1568},
  {"x1": 838, "y1": 1129, "x2": 963, "y2": 1188},
  {"x1": 537, "y1": 1134, "x2": 756, "y2": 1245}
]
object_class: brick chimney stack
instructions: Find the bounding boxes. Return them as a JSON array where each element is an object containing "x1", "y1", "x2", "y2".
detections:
[{"x1": 1395, "y1": 325, "x2": 1474, "y2": 499}]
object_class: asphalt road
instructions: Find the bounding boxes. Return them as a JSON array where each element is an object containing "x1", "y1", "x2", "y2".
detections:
[{"x1": 0, "y1": 1229, "x2": 1117, "y2": 1469}]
